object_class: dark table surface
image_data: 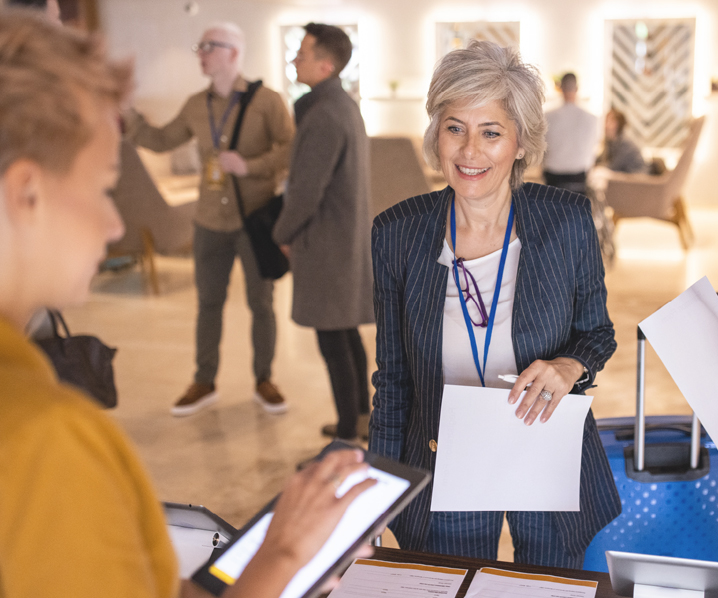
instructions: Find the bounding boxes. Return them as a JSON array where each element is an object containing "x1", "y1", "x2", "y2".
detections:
[{"x1": 369, "y1": 547, "x2": 619, "y2": 598}]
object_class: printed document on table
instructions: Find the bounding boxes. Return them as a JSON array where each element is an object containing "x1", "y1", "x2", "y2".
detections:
[
  {"x1": 466, "y1": 567, "x2": 597, "y2": 598},
  {"x1": 328, "y1": 559, "x2": 467, "y2": 598},
  {"x1": 639, "y1": 276, "x2": 718, "y2": 445},
  {"x1": 431, "y1": 385, "x2": 592, "y2": 512}
]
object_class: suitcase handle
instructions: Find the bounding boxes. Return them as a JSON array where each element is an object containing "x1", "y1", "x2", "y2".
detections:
[
  {"x1": 614, "y1": 422, "x2": 705, "y2": 442},
  {"x1": 635, "y1": 325, "x2": 702, "y2": 472}
]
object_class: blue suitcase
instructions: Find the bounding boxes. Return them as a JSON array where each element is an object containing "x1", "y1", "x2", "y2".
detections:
[{"x1": 583, "y1": 327, "x2": 718, "y2": 572}]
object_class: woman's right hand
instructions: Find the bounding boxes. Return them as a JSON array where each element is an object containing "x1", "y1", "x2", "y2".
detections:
[
  {"x1": 257, "y1": 449, "x2": 377, "y2": 570},
  {"x1": 188, "y1": 450, "x2": 377, "y2": 598}
]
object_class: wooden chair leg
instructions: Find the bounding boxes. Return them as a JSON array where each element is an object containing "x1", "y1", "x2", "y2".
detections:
[
  {"x1": 672, "y1": 197, "x2": 694, "y2": 250},
  {"x1": 140, "y1": 227, "x2": 160, "y2": 295}
]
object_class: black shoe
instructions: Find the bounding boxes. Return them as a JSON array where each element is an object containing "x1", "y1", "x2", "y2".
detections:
[{"x1": 321, "y1": 423, "x2": 368, "y2": 441}]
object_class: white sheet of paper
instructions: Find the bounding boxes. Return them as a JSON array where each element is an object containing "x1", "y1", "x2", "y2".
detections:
[
  {"x1": 465, "y1": 567, "x2": 597, "y2": 598},
  {"x1": 328, "y1": 559, "x2": 467, "y2": 598},
  {"x1": 430, "y1": 385, "x2": 592, "y2": 512},
  {"x1": 639, "y1": 276, "x2": 718, "y2": 444}
]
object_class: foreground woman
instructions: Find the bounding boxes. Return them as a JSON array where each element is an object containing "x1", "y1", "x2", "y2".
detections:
[
  {"x1": 0, "y1": 11, "x2": 373, "y2": 598},
  {"x1": 369, "y1": 41, "x2": 621, "y2": 568}
]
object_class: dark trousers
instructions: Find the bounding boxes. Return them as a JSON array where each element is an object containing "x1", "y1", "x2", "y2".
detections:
[
  {"x1": 193, "y1": 224, "x2": 276, "y2": 386},
  {"x1": 316, "y1": 328, "x2": 369, "y2": 439},
  {"x1": 543, "y1": 170, "x2": 588, "y2": 195},
  {"x1": 426, "y1": 510, "x2": 585, "y2": 568}
]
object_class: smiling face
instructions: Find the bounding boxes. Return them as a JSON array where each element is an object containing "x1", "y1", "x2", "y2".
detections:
[{"x1": 438, "y1": 99, "x2": 523, "y2": 207}]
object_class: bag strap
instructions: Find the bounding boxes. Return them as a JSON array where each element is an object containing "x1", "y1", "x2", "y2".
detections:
[
  {"x1": 47, "y1": 309, "x2": 71, "y2": 339},
  {"x1": 228, "y1": 80, "x2": 263, "y2": 222}
]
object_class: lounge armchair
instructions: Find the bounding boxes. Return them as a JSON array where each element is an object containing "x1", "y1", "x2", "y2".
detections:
[
  {"x1": 109, "y1": 141, "x2": 197, "y2": 294},
  {"x1": 369, "y1": 136, "x2": 431, "y2": 217},
  {"x1": 602, "y1": 116, "x2": 704, "y2": 250}
]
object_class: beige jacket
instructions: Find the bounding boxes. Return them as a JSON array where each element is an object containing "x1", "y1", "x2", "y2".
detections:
[{"x1": 126, "y1": 76, "x2": 294, "y2": 232}]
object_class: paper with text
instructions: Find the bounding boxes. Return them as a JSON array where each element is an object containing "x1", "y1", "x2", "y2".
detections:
[
  {"x1": 329, "y1": 559, "x2": 467, "y2": 598},
  {"x1": 466, "y1": 567, "x2": 597, "y2": 598},
  {"x1": 639, "y1": 276, "x2": 718, "y2": 445},
  {"x1": 431, "y1": 385, "x2": 592, "y2": 511}
]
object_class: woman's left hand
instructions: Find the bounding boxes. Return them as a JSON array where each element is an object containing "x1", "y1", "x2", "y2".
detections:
[{"x1": 507, "y1": 357, "x2": 586, "y2": 425}]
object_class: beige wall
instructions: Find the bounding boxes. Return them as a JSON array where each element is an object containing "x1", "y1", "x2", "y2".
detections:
[{"x1": 99, "y1": 0, "x2": 718, "y2": 206}]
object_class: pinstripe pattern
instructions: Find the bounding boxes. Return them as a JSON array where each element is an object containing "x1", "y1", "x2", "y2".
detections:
[
  {"x1": 425, "y1": 511, "x2": 585, "y2": 568},
  {"x1": 369, "y1": 183, "x2": 621, "y2": 559}
]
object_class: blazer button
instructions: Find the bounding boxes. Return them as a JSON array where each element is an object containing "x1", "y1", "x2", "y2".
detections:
[
  {"x1": 221, "y1": 197, "x2": 229, "y2": 205},
  {"x1": 429, "y1": 439, "x2": 438, "y2": 452}
]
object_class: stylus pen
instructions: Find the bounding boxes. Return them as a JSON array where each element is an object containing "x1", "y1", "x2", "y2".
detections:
[{"x1": 498, "y1": 374, "x2": 532, "y2": 387}]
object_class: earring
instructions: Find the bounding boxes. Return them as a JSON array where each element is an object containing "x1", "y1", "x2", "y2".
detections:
[{"x1": 517, "y1": 153, "x2": 524, "y2": 159}]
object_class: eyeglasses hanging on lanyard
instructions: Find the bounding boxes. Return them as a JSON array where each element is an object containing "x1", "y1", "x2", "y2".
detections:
[{"x1": 450, "y1": 194, "x2": 515, "y2": 387}]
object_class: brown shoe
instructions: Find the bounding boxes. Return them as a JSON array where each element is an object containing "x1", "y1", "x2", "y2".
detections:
[
  {"x1": 171, "y1": 382, "x2": 218, "y2": 417},
  {"x1": 253, "y1": 380, "x2": 288, "y2": 414}
]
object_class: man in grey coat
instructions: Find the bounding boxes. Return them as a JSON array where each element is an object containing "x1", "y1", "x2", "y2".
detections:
[{"x1": 273, "y1": 23, "x2": 374, "y2": 441}]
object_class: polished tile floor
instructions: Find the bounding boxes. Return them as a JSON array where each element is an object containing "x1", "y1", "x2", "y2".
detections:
[{"x1": 63, "y1": 208, "x2": 718, "y2": 561}]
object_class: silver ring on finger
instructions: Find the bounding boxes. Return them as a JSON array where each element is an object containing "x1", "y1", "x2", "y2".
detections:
[
  {"x1": 328, "y1": 474, "x2": 342, "y2": 491},
  {"x1": 539, "y1": 389, "x2": 553, "y2": 401}
]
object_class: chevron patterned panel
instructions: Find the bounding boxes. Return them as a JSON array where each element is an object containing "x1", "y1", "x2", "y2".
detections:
[
  {"x1": 608, "y1": 19, "x2": 695, "y2": 148},
  {"x1": 436, "y1": 22, "x2": 520, "y2": 60}
]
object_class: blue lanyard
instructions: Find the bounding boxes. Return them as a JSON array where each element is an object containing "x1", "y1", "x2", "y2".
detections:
[
  {"x1": 450, "y1": 195, "x2": 515, "y2": 387},
  {"x1": 207, "y1": 91, "x2": 241, "y2": 149}
]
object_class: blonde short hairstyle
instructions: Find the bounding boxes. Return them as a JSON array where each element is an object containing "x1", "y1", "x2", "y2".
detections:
[
  {"x1": 207, "y1": 22, "x2": 246, "y2": 69},
  {"x1": 423, "y1": 40, "x2": 546, "y2": 190},
  {"x1": 0, "y1": 10, "x2": 132, "y2": 175}
]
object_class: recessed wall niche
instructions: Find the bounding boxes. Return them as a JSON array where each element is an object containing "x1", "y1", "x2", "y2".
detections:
[
  {"x1": 281, "y1": 24, "x2": 360, "y2": 104},
  {"x1": 606, "y1": 18, "x2": 695, "y2": 148},
  {"x1": 435, "y1": 21, "x2": 520, "y2": 60}
]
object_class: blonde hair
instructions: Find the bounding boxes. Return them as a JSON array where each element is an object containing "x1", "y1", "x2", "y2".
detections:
[
  {"x1": 423, "y1": 40, "x2": 546, "y2": 189},
  {"x1": 0, "y1": 10, "x2": 132, "y2": 175},
  {"x1": 206, "y1": 22, "x2": 245, "y2": 69}
]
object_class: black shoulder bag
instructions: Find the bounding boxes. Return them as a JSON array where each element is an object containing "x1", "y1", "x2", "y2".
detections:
[
  {"x1": 35, "y1": 310, "x2": 118, "y2": 409},
  {"x1": 229, "y1": 81, "x2": 289, "y2": 280}
]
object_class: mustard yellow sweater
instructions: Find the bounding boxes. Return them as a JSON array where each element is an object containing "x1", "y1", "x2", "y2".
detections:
[{"x1": 0, "y1": 318, "x2": 178, "y2": 597}]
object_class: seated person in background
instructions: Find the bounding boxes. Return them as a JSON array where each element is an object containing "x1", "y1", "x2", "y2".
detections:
[
  {"x1": 596, "y1": 108, "x2": 647, "y2": 174},
  {"x1": 0, "y1": 10, "x2": 373, "y2": 598}
]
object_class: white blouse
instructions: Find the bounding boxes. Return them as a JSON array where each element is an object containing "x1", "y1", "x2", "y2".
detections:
[{"x1": 438, "y1": 237, "x2": 522, "y2": 389}]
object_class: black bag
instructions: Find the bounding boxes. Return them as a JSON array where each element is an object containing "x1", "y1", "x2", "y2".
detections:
[
  {"x1": 35, "y1": 310, "x2": 118, "y2": 409},
  {"x1": 242, "y1": 194, "x2": 288, "y2": 280},
  {"x1": 229, "y1": 80, "x2": 289, "y2": 280}
]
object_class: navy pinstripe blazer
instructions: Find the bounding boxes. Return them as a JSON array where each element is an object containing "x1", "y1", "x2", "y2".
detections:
[{"x1": 368, "y1": 183, "x2": 621, "y2": 554}]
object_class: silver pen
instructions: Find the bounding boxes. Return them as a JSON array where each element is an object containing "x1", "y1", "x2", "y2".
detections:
[{"x1": 498, "y1": 374, "x2": 532, "y2": 387}]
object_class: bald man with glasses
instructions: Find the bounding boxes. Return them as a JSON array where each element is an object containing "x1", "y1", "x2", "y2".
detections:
[{"x1": 125, "y1": 23, "x2": 294, "y2": 417}]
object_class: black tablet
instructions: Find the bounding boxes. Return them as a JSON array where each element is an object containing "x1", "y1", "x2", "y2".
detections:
[
  {"x1": 163, "y1": 502, "x2": 237, "y2": 541},
  {"x1": 191, "y1": 444, "x2": 430, "y2": 598}
]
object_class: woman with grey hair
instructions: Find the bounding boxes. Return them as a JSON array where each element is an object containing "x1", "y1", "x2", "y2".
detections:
[{"x1": 368, "y1": 40, "x2": 620, "y2": 567}]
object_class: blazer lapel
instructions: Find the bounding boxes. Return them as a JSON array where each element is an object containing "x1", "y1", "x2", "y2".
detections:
[{"x1": 419, "y1": 188, "x2": 452, "y2": 428}]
